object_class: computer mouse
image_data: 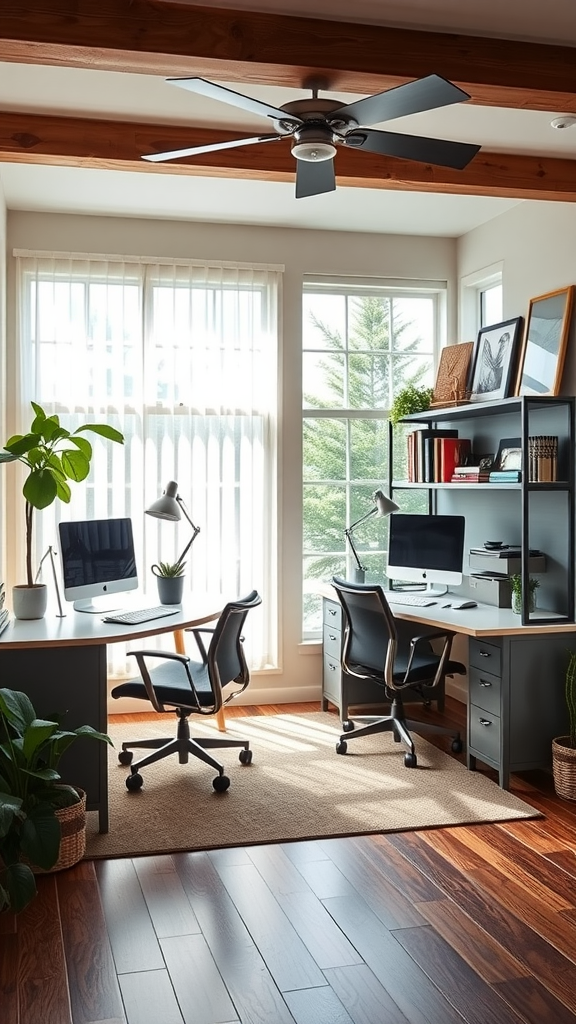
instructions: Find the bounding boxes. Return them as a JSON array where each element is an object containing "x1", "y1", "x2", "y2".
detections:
[{"x1": 452, "y1": 600, "x2": 477, "y2": 609}]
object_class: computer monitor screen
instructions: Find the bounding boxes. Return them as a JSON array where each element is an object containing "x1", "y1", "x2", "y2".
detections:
[
  {"x1": 386, "y1": 513, "x2": 465, "y2": 594},
  {"x1": 58, "y1": 517, "x2": 138, "y2": 612}
]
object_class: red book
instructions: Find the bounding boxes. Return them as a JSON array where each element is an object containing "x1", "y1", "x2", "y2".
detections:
[
  {"x1": 450, "y1": 473, "x2": 490, "y2": 482},
  {"x1": 438, "y1": 437, "x2": 472, "y2": 482}
]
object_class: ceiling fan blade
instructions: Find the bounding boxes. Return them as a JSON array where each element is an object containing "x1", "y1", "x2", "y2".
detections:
[
  {"x1": 330, "y1": 75, "x2": 471, "y2": 127},
  {"x1": 345, "y1": 128, "x2": 480, "y2": 169},
  {"x1": 295, "y1": 159, "x2": 336, "y2": 199},
  {"x1": 142, "y1": 134, "x2": 281, "y2": 162},
  {"x1": 167, "y1": 77, "x2": 294, "y2": 122}
]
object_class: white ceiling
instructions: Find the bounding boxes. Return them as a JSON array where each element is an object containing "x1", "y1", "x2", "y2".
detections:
[{"x1": 1, "y1": 0, "x2": 575, "y2": 236}]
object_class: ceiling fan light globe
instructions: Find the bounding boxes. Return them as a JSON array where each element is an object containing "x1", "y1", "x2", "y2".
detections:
[{"x1": 291, "y1": 141, "x2": 336, "y2": 162}]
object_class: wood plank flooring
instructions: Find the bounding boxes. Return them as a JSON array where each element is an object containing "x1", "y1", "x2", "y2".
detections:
[{"x1": 3, "y1": 698, "x2": 576, "y2": 1024}]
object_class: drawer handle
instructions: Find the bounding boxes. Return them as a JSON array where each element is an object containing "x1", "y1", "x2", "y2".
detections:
[
  {"x1": 479, "y1": 679, "x2": 492, "y2": 688},
  {"x1": 479, "y1": 651, "x2": 491, "y2": 658},
  {"x1": 478, "y1": 718, "x2": 492, "y2": 727},
  {"x1": 328, "y1": 633, "x2": 338, "y2": 641},
  {"x1": 328, "y1": 663, "x2": 337, "y2": 672},
  {"x1": 328, "y1": 608, "x2": 337, "y2": 617}
]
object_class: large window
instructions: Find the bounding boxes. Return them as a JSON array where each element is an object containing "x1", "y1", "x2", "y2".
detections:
[
  {"x1": 14, "y1": 254, "x2": 280, "y2": 673},
  {"x1": 302, "y1": 280, "x2": 443, "y2": 636}
]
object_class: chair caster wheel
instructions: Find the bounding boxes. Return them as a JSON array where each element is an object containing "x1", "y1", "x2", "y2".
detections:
[
  {"x1": 239, "y1": 748, "x2": 252, "y2": 765},
  {"x1": 118, "y1": 750, "x2": 133, "y2": 765},
  {"x1": 126, "y1": 772, "x2": 143, "y2": 791},
  {"x1": 342, "y1": 720, "x2": 355, "y2": 732},
  {"x1": 404, "y1": 752, "x2": 417, "y2": 768},
  {"x1": 451, "y1": 738, "x2": 463, "y2": 754},
  {"x1": 213, "y1": 774, "x2": 231, "y2": 792},
  {"x1": 336, "y1": 740, "x2": 348, "y2": 754}
]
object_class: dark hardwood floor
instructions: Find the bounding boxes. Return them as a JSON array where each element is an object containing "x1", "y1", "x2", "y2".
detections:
[{"x1": 3, "y1": 697, "x2": 576, "y2": 1024}]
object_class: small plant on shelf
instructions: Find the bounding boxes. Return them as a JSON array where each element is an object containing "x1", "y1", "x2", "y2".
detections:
[{"x1": 389, "y1": 385, "x2": 434, "y2": 426}]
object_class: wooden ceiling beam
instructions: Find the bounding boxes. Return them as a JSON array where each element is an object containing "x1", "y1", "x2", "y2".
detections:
[
  {"x1": 1, "y1": 1, "x2": 576, "y2": 111},
  {"x1": 2, "y1": 111, "x2": 576, "y2": 202}
]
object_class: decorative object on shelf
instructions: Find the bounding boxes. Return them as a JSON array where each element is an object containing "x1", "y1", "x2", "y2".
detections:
[
  {"x1": 528, "y1": 435, "x2": 558, "y2": 482},
  {"x1": 0, "y1": 687, "x2": 111, "y2": 914},
  {"x1": 510, "y1": 573, "x2": 539, "y2": 614},
  {"x1": 431, "y1": 342, "x2": 474, "y2": 407},
  {"x1": 0, "y1": 402, "x2": 124, "y2": 620},
  {"x1": 389, "y1": 384, "x2": 434, "y2": 426},
  {"x1": 34, "y1": 545, "x2": 65, "y2": 617},
  {"x1": 151, "y1": 559, "x2": 186, "y2": 605},
  {"x1": 345, "y1": 489, "x2": 399, "y2": 584},
  {"x1": 515, "y1": 286, "x2": 575, "y2": 397},
  {"x1": 468, "y1": 317, "x2": 523, "y2": 402},
  {"x1": 552, "y1": 650, "x2": 576, "y2": 800},
  {"x1": 494, "y1": 437, "x2": 522, "y2": 472},
  {"x1": 146, "y1": 481, "x2": 200, "y2": 603}
]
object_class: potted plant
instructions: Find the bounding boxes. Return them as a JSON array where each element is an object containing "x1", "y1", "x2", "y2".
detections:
[
  {"x1": 0, "y1": 687, "x2": 112, "y2": 913},
  {"x1": 389, "y1": 384, "x2": 434, "y2": 426},
  {"x1": 0, "y1": 401, "x2": 124, "y2": 619},
  {"x1": 551, "y1": 651, "x2": 576, "y2": 800},
  {"x1": 510, "y1": 574, "x2": 540, "y2": 614},
  {"x1": 151, "y1": 559, "x2": 186, "y2": 605}
]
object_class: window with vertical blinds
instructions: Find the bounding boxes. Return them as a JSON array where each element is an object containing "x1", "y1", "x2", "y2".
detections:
[{"x1": 14, "y1": 253, "x2": 281, "y2": 674}]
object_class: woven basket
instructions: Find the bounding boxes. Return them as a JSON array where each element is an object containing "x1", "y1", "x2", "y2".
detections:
[
  {"x1": 31, "y1": 788, "x2": 87, "y2": 874},
  {"x1": 552, "y1": 738, "x2": 576, "y2": 801}
]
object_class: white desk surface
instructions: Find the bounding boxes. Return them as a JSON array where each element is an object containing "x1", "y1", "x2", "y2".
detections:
[
  {"x1": 0, "y1": 594, "x2": 225, "y2": 650},
  {"x1": 318, "y1": 583, "x2": 576, "y2": 638}
]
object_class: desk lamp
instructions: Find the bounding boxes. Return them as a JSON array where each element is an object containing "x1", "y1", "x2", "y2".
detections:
[
  {"x1": 345, "y1": 489, "x2": 399, "y2": 584},
  {"x1": 145, "y1": 480, "x2": 200, "y2": 568}
]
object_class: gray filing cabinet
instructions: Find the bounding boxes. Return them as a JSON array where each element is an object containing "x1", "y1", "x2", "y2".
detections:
[{"x1": 467, "y1": 632, "x2": 572, "y2": 788}]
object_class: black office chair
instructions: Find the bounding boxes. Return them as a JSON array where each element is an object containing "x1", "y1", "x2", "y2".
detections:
[
  {"x1": 331, "y1": 577, "x2": 465, "y2": 767},
  {"x1": 110, "y1": 590, "x2": 262, "y2": 792}
]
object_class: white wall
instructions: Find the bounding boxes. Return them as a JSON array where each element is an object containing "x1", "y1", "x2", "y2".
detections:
[
  {"x1": 6, "y1": 211, "x2": 458, "y2": 706},
  {"x1": 458, "y1": 200, "x2": 576, "y2": 393}
]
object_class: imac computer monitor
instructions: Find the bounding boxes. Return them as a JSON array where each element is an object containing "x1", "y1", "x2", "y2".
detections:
[
  {"x1": 58, "y1": 517, "x2": 138, "y2": 612},
  {"x1": 386, "y1": 513, "x2": 465, "y2": 594}
]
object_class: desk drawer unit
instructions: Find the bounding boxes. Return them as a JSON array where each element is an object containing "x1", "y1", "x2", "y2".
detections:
[{"x1": 469, "y1": 638, "x2": 502, "y2": 677}]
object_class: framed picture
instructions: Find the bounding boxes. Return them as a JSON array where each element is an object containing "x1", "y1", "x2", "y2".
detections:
[
  {"x1": 431, "y1": 341, "x2": 474, "y2": 407},
  {"x1": 515, "y1": 286, "x2": 575, "y2": 396},
  {"x1": 468, "y1": 317, "x2": 523, "y2": 402}
]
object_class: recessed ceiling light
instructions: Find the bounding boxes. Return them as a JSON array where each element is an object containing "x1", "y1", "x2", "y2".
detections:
[{"x1": 550, "y1": 116, "x2": 576, "y2": 130}]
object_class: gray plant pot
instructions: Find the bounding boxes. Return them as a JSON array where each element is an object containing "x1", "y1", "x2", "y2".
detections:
[
  {"x1": 157, "y1": 575, "x2": 184, "y2": 605},
  {"x1": 12, "y1": 584, "x2": 48, "y2": 620}
]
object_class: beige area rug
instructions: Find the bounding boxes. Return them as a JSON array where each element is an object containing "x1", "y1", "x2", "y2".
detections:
[{"x1": 85, "y1": 711, "x2": 540, "y2": 859}]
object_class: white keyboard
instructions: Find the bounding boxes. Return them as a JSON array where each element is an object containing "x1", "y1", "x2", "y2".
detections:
[
  {"x1": 102, "y1": 606, "x2": 180, "y2": 625},
  {"x1": 386, "y1": 593, "x2": 437, "y2": 607}
]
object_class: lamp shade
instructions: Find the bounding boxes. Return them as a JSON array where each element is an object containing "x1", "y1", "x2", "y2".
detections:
[
  {"x1": 373, "y1": 489, "x2": 400, "y2": 517},
  {"x1": 145, "y1": 480, "x2": 181, "y2": 522}
]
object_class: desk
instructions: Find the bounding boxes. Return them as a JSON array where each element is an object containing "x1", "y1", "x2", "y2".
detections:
[
  {"x1": 321, "y1": 588, "x2": 576, "y2": 789},
  {"x1": 0, "y1": 597, "x2": 223, "y2": 832}
]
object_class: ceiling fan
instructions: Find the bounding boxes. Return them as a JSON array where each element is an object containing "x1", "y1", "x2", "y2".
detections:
[{"x1": 142, "y1": 75, "x2": 481, "y2": 199}]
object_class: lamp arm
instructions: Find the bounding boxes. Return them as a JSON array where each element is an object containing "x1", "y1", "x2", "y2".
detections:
[
  {"x1": 344, "y1": 527, "x2": 366, "y2": 573},
  {"x1": 347, "y1": 506, "x2": 378, "y2": 532},
  {"x1": 176, "y1": 496, "x2": 201, "y2": 566},
  {"x1": 35, "y1": 545, "x2": 66, "y2": 617}
]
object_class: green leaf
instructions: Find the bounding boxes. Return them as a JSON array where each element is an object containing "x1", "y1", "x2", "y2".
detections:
[
  {"x1": 68, "y1": 435, "x2": 92, "y2": 458},
  {"x1": 20, "y1": 804, "x2": 61, "y2": 871},
  {"x1": 54, "y1": 476, "x2": 72, "y2": 503},
  {"x1": 2, "y1": 862, "x2": 37, "y2": 913},
  {"x1": 61, "y1": 449, "x2": 90, "y2": 482},
  {"x1": 0, "y1": 689, "x2": 36, "y2": 732},
  {"x1": 22, "y1": 719, "x2": 59, "y2": 762},
  {"x1": 4, "y1": 433, "x2": 42, "y2": 457},
  {"x1": 75, "y1": 424, "x2": 124, "y2": 444},
  {"x1": 23, "y1": 467, "x2": 58, "y2": 509},
  {"x1": 30, "y1": 400, "x2": 46, "y2": 419}
]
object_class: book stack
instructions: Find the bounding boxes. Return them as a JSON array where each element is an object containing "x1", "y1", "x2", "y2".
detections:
[
  {"x1": 489, "y1": 469, "x2": 521, "y2": 483},
  {"x1": 0, "y1": 581, "x2": 9, "y2": 637},
  {"x1": 451, "y1": 464, "x2": 490, "y2": 483},
  {"x1": 406, "y1": 430, "x2": 472, "y2": 483},
  {"x1": 528, "y1": 435, "x2": 558, "y2": 482}
]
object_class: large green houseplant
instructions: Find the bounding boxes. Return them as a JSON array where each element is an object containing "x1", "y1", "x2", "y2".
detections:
[
  {"x1": 0, "y1": 687, "x2": 111, "y2": 913},
  {"x1": 0, "y1": 402, "x2": 124, "y2": 615}
]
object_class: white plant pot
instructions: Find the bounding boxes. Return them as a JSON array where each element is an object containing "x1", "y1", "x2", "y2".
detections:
[{"x1": 12, "y1": 583, "x2": 48, "y2": 620}]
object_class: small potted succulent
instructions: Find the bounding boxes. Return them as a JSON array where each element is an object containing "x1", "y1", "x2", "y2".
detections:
[
  {"x1": 0, "y1": 687, "x2": 111, "y2": 914},
  {"x1": 510, "y1": 574, "x2": 539, "y2": 614},
  {"x1": 151, "y1": 560, "x2": 186, "y2": 605},
  {"x1": 552, "y1": 651, "x2": 576, "y2": 800}
]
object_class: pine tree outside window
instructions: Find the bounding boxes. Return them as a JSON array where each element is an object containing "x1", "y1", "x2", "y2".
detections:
[{"x1": 302, "y1": 279, "x2": 444, "y2": 637}]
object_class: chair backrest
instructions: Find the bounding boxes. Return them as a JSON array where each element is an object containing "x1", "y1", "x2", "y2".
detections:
[
  {"x1": 207, "y1": 590, "x2": 262, "y2": 701},
  {"x1": 331, "y1": 576, "x2": 398, "y2": 685}
]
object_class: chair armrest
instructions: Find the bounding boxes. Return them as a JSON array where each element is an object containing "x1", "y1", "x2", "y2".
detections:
[
  {"x1": 128, "y1": 649, "x2": 190, "y2": 664},
  {"x1": 184, "y1": 627, "x2": 215, "y2": 662},
  {"x1": 127, "y1": 649, "x2": 199, "y2": 713},
  {"x1": 400, "y1": 630, "x2": 456, "y2": 689}
]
